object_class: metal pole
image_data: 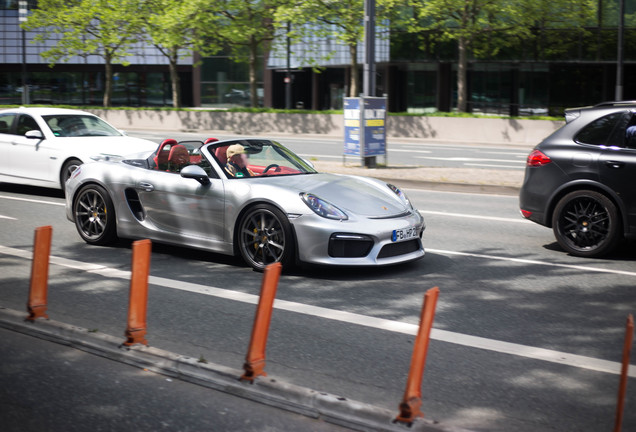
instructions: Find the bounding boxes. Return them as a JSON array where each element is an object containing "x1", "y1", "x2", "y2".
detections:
[
  {"x1": 363, "y1": 0, "x2": 376, "y2": 97},
  {"x1": 285, "y1": 22, "x2": 292, "y2": 109},
  {"x1": 615, "y1": 0, "x2": 624, "y2": 101},
  {"x1": 362, "y1": 0, "x2": 376, "y2": 167},
  {"x1": 19, "y1": 0, "x2": 28, "y2": 105}
]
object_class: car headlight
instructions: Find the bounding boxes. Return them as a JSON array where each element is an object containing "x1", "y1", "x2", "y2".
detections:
[
  {"x1": 387, "y1": 183, "x2": 413, "y2": 209},
  {"x1": 300, "y1": 193, "x2": 348, "y2": 220}
]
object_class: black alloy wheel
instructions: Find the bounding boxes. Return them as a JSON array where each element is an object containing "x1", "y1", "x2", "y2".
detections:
[
  {"x1": 237, "y1": 204, "x2": 294, "y2": 271},
  {"x1": 73, "y1": 184, "x2": 117, "y2": 245},
  {"x1": 552, "y1": 190, "x2": 621, "y2": 257}
]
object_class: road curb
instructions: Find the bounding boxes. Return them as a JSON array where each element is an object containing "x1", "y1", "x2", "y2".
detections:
[{"x1": 0, "y1": 306, "x2": 472, "y2": 432}]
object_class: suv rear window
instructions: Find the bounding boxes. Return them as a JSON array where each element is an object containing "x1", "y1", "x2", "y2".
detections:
[{"x1": 574, "y1": 112, "x2": 627, "y2": 146}]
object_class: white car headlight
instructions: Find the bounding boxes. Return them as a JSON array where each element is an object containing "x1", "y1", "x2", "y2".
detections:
[{"x1": 300, "y1": 193, "x2": 348, "y2": 220}]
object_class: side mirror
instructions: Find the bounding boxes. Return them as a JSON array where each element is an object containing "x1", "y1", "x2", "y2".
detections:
[
  {"x1": 180, "y1": 165, "x2": 210, "y2": 185},
  {"x1": 25, "y1": 130, "x2": 44, "y2": 140},
  {"x1": 302, "y1": 158, "x2": 315, "y2": 169}
]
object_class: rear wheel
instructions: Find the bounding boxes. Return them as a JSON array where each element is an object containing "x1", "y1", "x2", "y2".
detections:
[
  {"x1": 237, "y1": 204, "x2": 294, "y2": 271},
  {"x1": 552, "y1": 190, "x2": 621, "y2": 257},
  {"x1": 73, "y1": 184, "x2": 117, "y2": 245}
]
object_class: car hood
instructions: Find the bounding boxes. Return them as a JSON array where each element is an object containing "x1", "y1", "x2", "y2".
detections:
[
  {"x1": 267, "y1": 173, "x2": 411, "y2": 217},
  {"x1": 54, "y1": 135, "x2": 157, "y2": 158}
]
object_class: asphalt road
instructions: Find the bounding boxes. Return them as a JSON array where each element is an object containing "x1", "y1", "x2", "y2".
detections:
[
  {"x1": 0, "y1": 145, "x2": 635, "y2": 431},
  {"x1": 0, "y1": 327, "x2": 350, "y2": 432}
]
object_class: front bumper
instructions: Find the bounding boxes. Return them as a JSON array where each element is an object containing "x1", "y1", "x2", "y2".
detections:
[{"x1": 291, "y1": 210, "x2": 425, "y2": 266}]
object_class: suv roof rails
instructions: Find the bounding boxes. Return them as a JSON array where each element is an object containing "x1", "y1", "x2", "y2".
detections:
[{"x1": 593, "y1": 100, "x2": 636, "y2": 107}]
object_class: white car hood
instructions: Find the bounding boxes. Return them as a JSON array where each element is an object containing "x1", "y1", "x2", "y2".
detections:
[{"x1": 55, "y1": 135, "x2": 157, "y2": 158}]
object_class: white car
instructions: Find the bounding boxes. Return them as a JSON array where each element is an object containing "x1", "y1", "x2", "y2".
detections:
[{"x1": 0, "y1": 107, "x2": 158, "y2": 190}]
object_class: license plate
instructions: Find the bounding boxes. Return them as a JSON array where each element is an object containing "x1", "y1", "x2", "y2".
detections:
[{"x1": 392, "y1": 226, "x2": 418, "y2": 242}]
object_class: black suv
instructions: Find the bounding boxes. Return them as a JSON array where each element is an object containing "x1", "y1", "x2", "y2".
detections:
[{"x1": 519, "y1": 101, "x2": 636, "y2": 257}]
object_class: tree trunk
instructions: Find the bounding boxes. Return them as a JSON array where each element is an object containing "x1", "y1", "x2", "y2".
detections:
[
  {"x1": 457, "y1": 36, "x2": 468, "y2": 112},
  {"x1": 103, "y1": 54, "x2": 112, "y2": 107},
  {"x1": 169, "y1": 48, "x2": 181, "y2": 108},
  {"x1": 349, "y1": 43, "x2": 358, "y2": 97}
]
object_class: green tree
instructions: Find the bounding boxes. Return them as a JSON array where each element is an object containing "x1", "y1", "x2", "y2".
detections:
[
  {"x1": 142, "y1": 0, "x2": 221, "y2": 108},
  {"x1": 206, "y1": 0, "x2": 285, "y2": 107},
  {"x1": 22, "y1": 0, "x2": 145, "y2": 107},
  {"x1": 276, "y1": 0, "x2": 393, "y2": 98},
  {"x1": 402, "y1": 0, "x2": 597, "y2": 112}
]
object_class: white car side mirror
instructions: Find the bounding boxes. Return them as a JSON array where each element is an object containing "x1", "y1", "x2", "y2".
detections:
[{"x1": 25, "y1": 130, "x2": 44, "y2": 140}]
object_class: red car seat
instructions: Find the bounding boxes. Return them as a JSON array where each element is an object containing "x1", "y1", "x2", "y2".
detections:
[
  {"x1": 215, "y1": 146, "x2": 229, "y2": 164},
  {"x1": 167, "y1": 144, "x2": 190, "y2": 172},
  {"x1": 154, "y1": 138, "x2": 177, "y2": 170}
]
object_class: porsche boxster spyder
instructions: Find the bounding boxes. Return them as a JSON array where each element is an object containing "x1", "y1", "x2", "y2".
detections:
[{"x1": 65, "y1": 138, "x2": 425, "y2": 270}]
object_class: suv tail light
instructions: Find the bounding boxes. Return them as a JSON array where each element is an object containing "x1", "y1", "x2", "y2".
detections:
[{"x1": 526, "y1": 150, "x2": 551, "y2": 167}]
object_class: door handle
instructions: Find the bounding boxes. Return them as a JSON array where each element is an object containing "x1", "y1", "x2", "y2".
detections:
[
  {"x1": 604, "y1": 160, "x2": 625, "y2": 169},
  {"x1": 138, "y1": 181, "x2": 154, "y2": 192}
]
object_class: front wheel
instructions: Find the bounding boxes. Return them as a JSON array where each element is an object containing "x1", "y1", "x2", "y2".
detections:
[
  {"x1": 73, "y1": 184, "x2": 117, "y2": 245},
  {"x1": 60, "y1": 158, "x2": 82, "y2": 189},
  {"x1": 237, "y1": 204, "x2": 294, "y2": 271},
  {"x1": 552, "y1": 190, "x2": 621, "y2": 257}
]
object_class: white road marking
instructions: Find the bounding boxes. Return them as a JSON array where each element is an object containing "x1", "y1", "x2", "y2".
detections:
[
  {"x1": 428, "y1": 248, "x2": 636, "y2": 277},
  {"x1": 416, "y1": 156, "x2": 522, "y2": 163},
  {"x1": 0, "y1": 244, "x2": 632, "y2": 377},
  {"x1": 420, "y1": 210, "x2": 529, "y2": 224},
  {"x1": 464, "y1": 163, "x2": 525, "y2": 169},
  {"x1": 0, "y1": 215, "x2": 17, "y2": 220},
  {"x1": 0, "y1": 195, "x2": 65, "y2": 206}
]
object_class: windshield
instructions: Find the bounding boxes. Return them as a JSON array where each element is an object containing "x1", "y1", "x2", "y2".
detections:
[
  {"x1": 210, "y1": 139, "x2": 317, "y2": 178},
  {"x1": 42, "y1": 114, "x2": 123, "y2": 137}
]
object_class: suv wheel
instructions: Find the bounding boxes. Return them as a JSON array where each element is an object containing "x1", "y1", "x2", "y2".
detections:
[{"x1": 552, "y1": 190, "x2": 621, "y2": 257}]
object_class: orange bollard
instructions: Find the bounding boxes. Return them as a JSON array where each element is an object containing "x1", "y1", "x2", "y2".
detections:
[
  {"x1": 395, "y1": 286, "x2": 440, "y2": 425},
  {"x1": 613, "y1": 314, "x2": 634, "y2": 432},
  {"x1": 122, "y1": 239, "x2": 152, "y2": 347},
  {"x1": 240, "y1": 262, "x2": 282, "y2": 383},
  {"x1": 26, "y1": 226, "x2": 53, "y2": 322}
]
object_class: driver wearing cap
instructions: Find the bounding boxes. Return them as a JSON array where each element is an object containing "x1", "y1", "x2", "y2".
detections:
[{"x1": 224, "y1": 144, "x2": 256, "y2": 177}]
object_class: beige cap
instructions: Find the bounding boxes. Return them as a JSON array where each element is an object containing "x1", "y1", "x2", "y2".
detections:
[{"x1": 226, "y1": 144, "x2": 247, "y2": 161}]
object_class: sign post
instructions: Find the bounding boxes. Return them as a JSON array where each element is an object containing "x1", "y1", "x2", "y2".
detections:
[{"x1": 344, "y1": 96, "x2": 386, "y2": 167}]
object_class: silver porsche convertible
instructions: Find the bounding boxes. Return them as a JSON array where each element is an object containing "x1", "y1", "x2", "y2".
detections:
[{"x1": 65, "y1": 138, "x2": 425, "y2": 270}]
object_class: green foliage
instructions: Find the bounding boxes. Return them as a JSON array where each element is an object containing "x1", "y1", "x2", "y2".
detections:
[
  {"x1": 23, "y1": 0, "x2": 145, "y2": 65},
  {"x1": 22, "y1": 0, "x2": 146, "y2": 106},
  {"x1": 202, "y1": 0, "x2": 288, "y2": 107},
  {"x1": 274, "y1": 0, "x2": 395, "y2": 97}
]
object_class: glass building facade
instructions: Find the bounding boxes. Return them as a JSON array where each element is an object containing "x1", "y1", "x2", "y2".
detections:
[
  {"x1": 1, "y1": 1, "x2": 635, "y2": 115},
  {"x1": 0, "y1": 1, "x2": 192, "y2": 106}
]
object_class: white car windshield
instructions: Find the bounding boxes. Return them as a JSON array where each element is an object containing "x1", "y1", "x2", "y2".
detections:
[{"x1": 42, "y1": 114, "x2": 123, "y2": 137}]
